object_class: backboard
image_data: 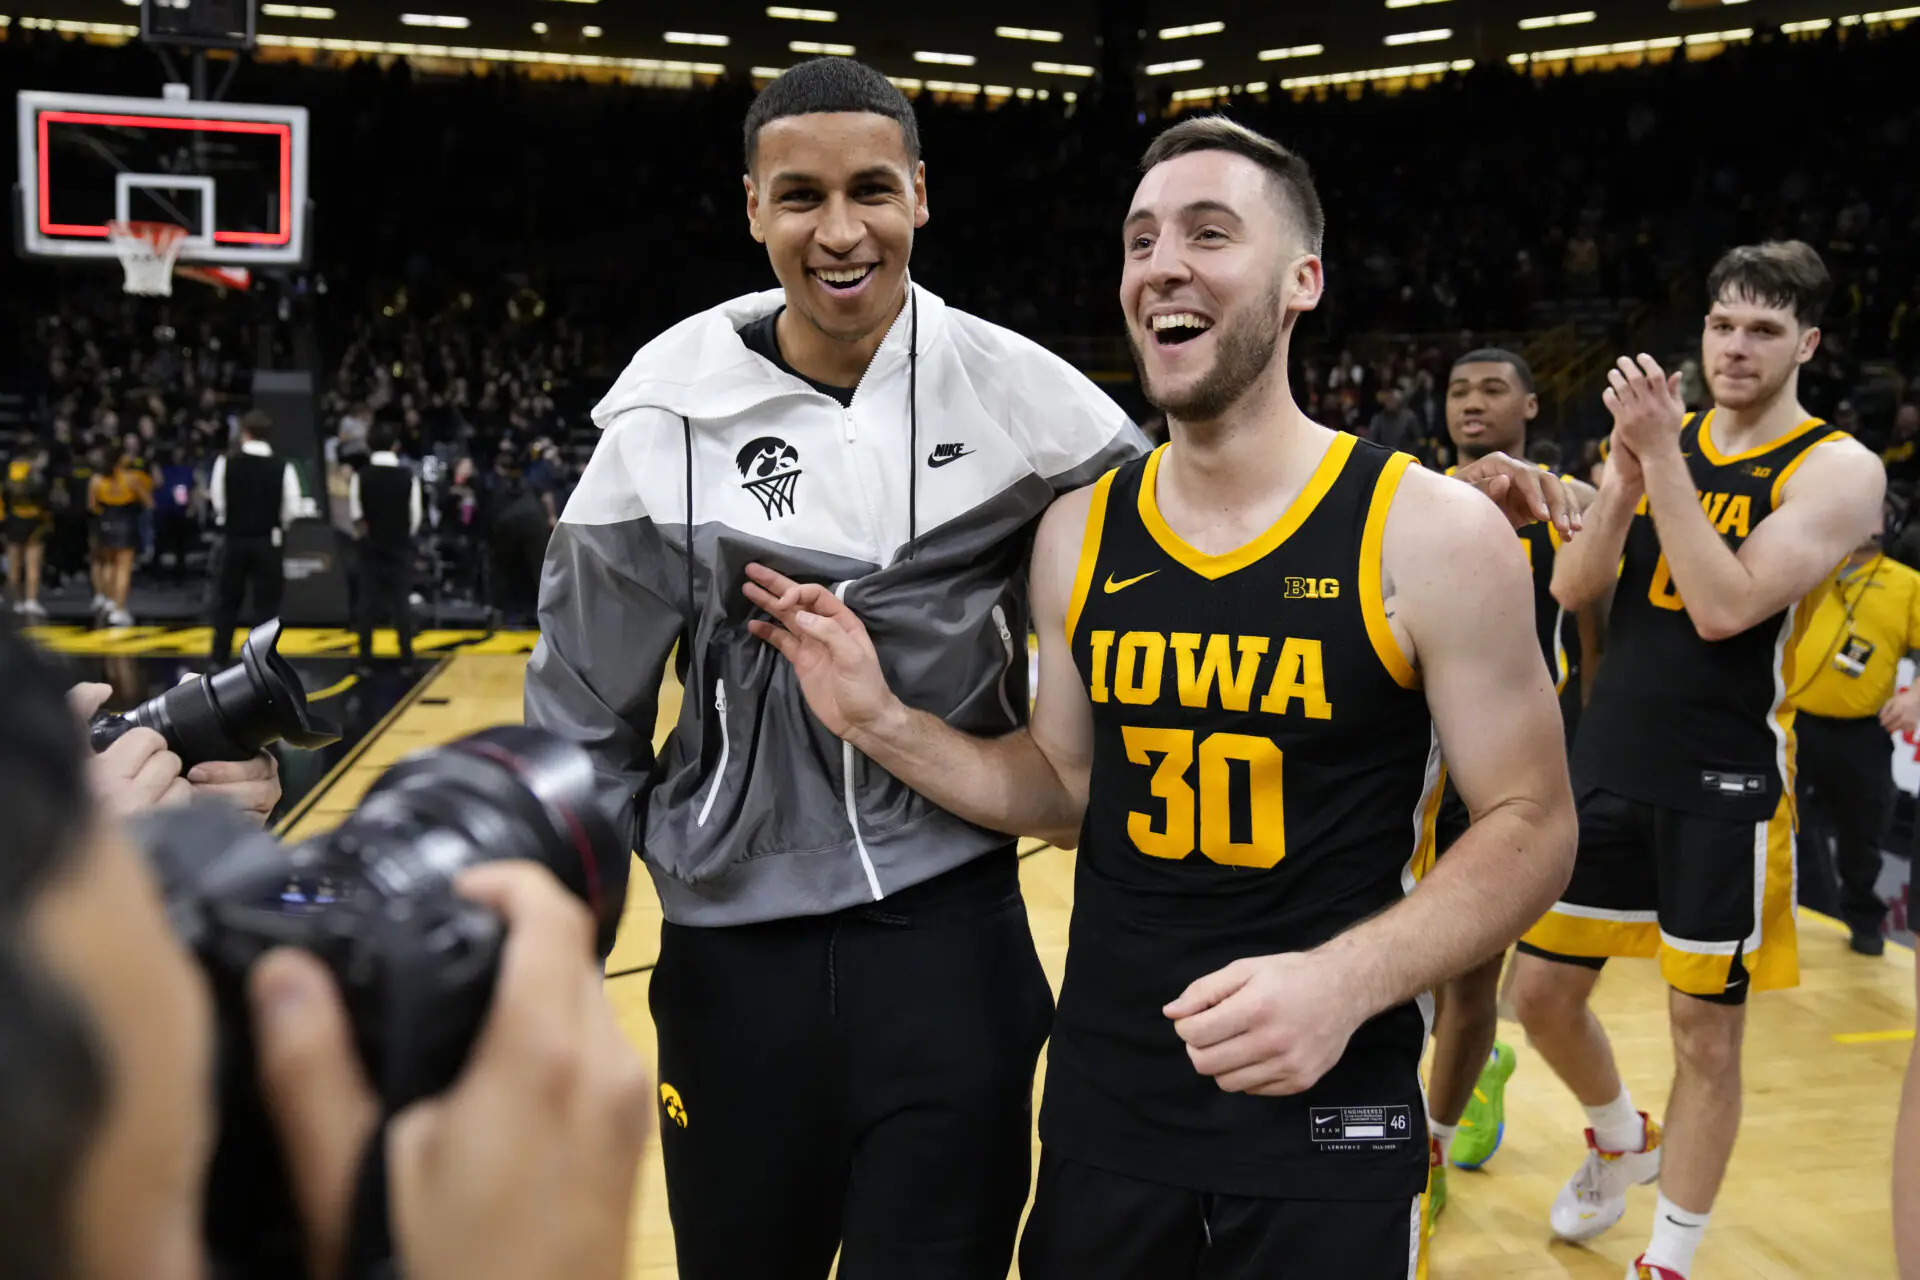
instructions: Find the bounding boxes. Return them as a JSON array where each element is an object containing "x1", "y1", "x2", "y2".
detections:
[{"x1": 16, "y1": 90, "x2": 309, "y2": 268}]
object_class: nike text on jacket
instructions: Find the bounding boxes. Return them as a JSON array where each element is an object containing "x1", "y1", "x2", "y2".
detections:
[{"x1": 524, "y1": 282, "x2": 1147, "y2": 927}]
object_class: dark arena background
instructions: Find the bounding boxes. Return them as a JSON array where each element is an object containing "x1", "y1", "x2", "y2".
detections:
[{"x1": 5, "y1": 1, "x2": 1920, "y2": 1274}]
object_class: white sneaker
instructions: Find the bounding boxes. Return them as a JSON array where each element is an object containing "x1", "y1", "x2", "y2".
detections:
[
  {"x1": 92, "y1": 593, "x2": 110, "y2": 613},
  {"x1": 21, "y1": 599, "x2": 46, "y2": 619},
  {"x1": 1550, "y1": 1114, "x2": 1663, "y2": 1241},
  {"x1": 106, "y1": 607, "x2": 134, "y2": 628}
]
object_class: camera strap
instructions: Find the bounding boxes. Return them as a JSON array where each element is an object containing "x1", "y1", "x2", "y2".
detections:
[{"x1": 344, "y1": 1124, "x2": 401, "y2": 1279}]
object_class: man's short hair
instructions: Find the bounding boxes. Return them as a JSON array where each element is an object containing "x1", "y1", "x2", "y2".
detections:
[
  {"x1": 0, "y1": 621, "x2": 107, "y2": 1280},
  {"x1": 743, "y1": 58, "x2": 921, "y2": 173},
  {"x1": 1137, "y1": 116, "x2": 1325, "y2": 256},
  {"x1": 1451, "y1": 347, "x2": 1535, "y2": 394},
  {"x1": 368, "y1": 423, "x2": 399, "y2": 455},
  {"x1": 239, "y1": 409, "x2": 274, "y2": 443},
  {"x1": 1707, "y1": 240, "x2": 1832, "y2": 328}
]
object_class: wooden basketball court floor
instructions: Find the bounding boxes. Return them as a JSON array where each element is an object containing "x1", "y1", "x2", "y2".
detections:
[{"x1": 247, "y1": 647, "x2": 1917, "y2": 1277}]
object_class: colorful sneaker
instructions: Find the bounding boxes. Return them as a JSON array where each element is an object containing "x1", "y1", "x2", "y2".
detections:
[
  {"x1": 1549, "y1": 1114, "x2": 1662, "y2": 1241},
  {"x1": 1450, "y1": 1041, "x2": 1517, "y2": 1169},
  {"x1": 1625, "y1": 1255, "x2": 1686, "y2": 1279},
  {"x1": 1427, "y1": 1137, "x2": 1448, "y2": 1234}
]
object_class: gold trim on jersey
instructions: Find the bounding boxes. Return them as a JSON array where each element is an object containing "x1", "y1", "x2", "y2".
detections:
[
  {"x1": 1768, "y1": 430, "x2": 1849, "y2": 508},
  {"x1": 1064, "y1": 469, "x2": 1119, "y2": 646},
  {"x1": 1136, "y1": 433, "x2": 1356, "y2": 582},
  {"x1": 1694, "y1": 407, "x2": 1831, "y2": 467},
  {"x1": 1361, "y1": 451, "x2": 1419, "y2": 690}
]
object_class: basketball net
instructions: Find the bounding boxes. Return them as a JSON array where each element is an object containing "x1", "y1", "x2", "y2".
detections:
[
  {"x1": 743, "y1": 468, "x2": 801, "y2": 518},
  {"x1": 107, "y1": 220, "x2": 189, "y2": 296}
]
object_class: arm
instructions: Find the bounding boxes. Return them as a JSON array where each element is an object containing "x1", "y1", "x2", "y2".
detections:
[
  {"x1": 209, "y1": 454, "x2": 227, "y2": 527},
  {"x1": 1552, "y1": 444, "x2": 1641, "y2": 611},
  {"x1": 411, "y1": 474, "x2": 424, "y2": 536},
  {"x1": 348, "y1": 471, "x2": 364, "y2": 536},
  {"x1": 1166, "y1": 472, "x2": 1576, "y2": 1095},
  {"x1": 521, "y1": 433, "x2": 685, "y2": 920},
  {"x1": 1645, "y1": 436, "x2": 1883, "y2": 641},
  {"x1": 282, "y1": 460, "x2": 309, "y2": 525},
  {"x1": 743, "y1": 486, "x2": 1098, "y2": 848}
]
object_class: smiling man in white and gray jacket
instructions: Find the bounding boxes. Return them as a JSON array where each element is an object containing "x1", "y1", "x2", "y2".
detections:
[{"x1": 524, "y1": 59, "x2": 1145, "y2": 1280}]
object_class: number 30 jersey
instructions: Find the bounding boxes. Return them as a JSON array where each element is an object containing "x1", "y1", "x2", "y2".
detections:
[
  {"x1": 1572, "y1": 411, "x2": 1848, "y2": 821},
  {"x1": 1044, "y1": 433, "x2": 1443, "y2": 1201}
]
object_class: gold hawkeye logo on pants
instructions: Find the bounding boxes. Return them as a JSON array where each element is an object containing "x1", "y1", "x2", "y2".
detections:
[{"x1": 660, "y1": 1083, "x2": 689, "y2": 1128}]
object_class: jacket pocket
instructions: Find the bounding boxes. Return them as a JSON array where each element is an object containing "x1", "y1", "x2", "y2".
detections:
[{"x1": 694, "y1": 678, "x2": 731, "y2": 828}]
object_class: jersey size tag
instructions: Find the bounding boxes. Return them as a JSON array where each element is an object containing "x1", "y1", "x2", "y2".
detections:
[
  {"x1": 1309, "y1": 1105, "x2": 1415, "y2": 1149},
  {"x1": 1700, "y1": 770, "x2": 1766, "y2": 797},
  {"x1": 1833, "y1": 634, "x2": 1874, "y2": 678}
]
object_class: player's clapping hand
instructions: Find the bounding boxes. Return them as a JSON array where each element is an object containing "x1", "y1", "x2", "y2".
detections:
[
  {"x1": 1604, "y1": 354, "x2": 1686, "y2": 461},
  {"x1": 1164, "y1": 952, "x2": 1368, "y2": 1097},
  {"x1": 744, "y1": 563, "x2": 898, "y2": 739},
  {"x1": 1452, "y1": 452, "x2": 1582, "y2": 539}
]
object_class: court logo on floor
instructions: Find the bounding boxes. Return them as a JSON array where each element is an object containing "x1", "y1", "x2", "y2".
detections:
[{"x1": 660, "y1": 1082, "x2": 689, "y2": 1128}]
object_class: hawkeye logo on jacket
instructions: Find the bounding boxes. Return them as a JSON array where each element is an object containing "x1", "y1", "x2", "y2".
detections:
[{"x1": 736, "y1": 436, "x2": 802, "y2": 518}]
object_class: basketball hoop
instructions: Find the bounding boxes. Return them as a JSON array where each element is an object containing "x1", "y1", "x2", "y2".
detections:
[{"x1": 106, "y1": 220, "x2": 189, "y2": 296}]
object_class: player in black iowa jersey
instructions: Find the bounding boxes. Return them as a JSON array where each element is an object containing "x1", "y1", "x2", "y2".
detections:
[
  {"x1": 741, "y1": 117, "x2": 1578, "y2": 1280},
  {"x1": 1423, "y1": 348, "x2": 1602, "y2": 1228},
  {"x1": 1510, "y1": 242, "x2": 1883, "y2": 1280}
]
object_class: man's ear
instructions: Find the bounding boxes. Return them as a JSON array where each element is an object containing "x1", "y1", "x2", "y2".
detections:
[
  {"x1": 744, "y1": 173, "x2": 765, "y2": 244},
  {"x1": 913, "y1": 161, "x2": 930, "y2": 230}
]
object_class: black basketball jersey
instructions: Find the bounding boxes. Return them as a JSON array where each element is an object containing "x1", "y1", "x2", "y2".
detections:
[
  {"x1": 1449, "y1": 464, "x2": 1580, "y2": 694},
  {"x1": 1574, "y1": 411, "x2": 1849, "y2": 820},
  {"x1": 1045, "y1": 433, "x2": 1441, "y2": 1201}
]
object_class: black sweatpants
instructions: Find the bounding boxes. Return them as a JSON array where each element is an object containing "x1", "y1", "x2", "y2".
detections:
[
  {"x1": 211, "y1": 535, "x2": 283, "y2": 665},
  {"x1": 1018, "y1": 1150, "x2": 1426, "y2": 1280},
  {"x1": 356, "y1": 543, "x2": 415, "y2": 664},
  {"x1": 1795, "y1": 711, "x2": 1895, "y2": 933},
  {"x1": 647, "y1": 846, "x2": 1053, "y2": 1280}
]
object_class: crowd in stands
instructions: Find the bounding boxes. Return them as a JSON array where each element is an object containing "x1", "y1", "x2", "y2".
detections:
[{"x1": 2, "y1": 17, "x2": 1918, "y2": 618}]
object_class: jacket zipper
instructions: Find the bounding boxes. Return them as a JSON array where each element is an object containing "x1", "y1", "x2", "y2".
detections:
[
  {"x1": 991, "y1": 604, "x2": 1019, "y2": 726},
  {"x1": 695, "y1": 679, "x2": 730, "y2": 828},
  {"x1": 835, "y1": 581, "x2": 885, "y2": 901}
]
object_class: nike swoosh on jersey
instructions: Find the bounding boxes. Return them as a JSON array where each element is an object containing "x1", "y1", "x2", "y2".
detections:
[{"x1": 1104, "y1": 570, "x2": 1158, "y2": 593}]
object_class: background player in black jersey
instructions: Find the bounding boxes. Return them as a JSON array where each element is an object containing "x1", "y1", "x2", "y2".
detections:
[
  {"x1": 1514, "y1": 242, "x2": 1883, "y2": 1280},
  {"x1": 741, "y1": 117, "x2": 1577, "y2": 1280},
  {"x1": 1424, "y1": 349, "x2": 1601, "y2": 1228}
]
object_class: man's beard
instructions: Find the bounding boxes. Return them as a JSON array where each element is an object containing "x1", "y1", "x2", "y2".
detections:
[
  {"x1": 1131, "y1": 281, "x2": 1284, "y2": 423},
  {"x1": 1712, "y1": 361, "x2": 1794, "y2": 410}
]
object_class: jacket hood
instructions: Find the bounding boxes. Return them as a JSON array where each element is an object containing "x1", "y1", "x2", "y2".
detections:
[{"x1": 592, "y1": 280, "x2": 948, "y2": 427}]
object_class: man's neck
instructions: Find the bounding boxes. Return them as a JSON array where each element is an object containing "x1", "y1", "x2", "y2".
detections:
[
  {"x1": 1158, "y1": 358, "x2": 1323, "y2": 539},
  {"x1": 1709, "y1": 378, "x2": 1812, "y2": 454},
  {"x1": 775, "y1": 287, "x2": 906, "y2": 389},
  {"x1": 1458, "y1": 434, "x2": 1525, "y2": 468}
]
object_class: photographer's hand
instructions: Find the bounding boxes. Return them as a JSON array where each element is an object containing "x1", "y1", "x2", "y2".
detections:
[
  {"x1": 172, "y1": 673, "x2": 283, "y2": 824},
  {"x1": 70, "y1": 682, "x2": 194, "y2": 815},
  {"x1": 251, "y1": 862, "x2": 650, "y2": 1280}
]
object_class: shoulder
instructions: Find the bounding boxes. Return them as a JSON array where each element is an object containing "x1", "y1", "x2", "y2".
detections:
[
  {"x1": 1384, "y1": 463, "x2": 1529, "y2": 589},
  {"x1": 1035, "y1": 474, "x2": 1106, "y2": 556},
  {"x1": 1782, "y1": 432, "x2": 1883, "y2": 506}
]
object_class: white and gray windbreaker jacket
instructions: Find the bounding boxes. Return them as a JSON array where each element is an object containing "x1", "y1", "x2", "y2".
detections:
[{"x1": 525, "y1": 282, "x2": 1147, "y2": 927}]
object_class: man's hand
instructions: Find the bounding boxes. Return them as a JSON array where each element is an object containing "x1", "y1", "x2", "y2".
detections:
[
  {"x1": 1604, "y1": 354, "x2": 1686, "y2": 461},
  {"x1": 169, "y1": 673, "x2": 282, "y2": 823},
  {"x1": 743, "y1": 563, "x2": 899, "y2": 739},
  {"x1": 253, "y1": 862, "x2": 651, "y2": 1280},
  {"x1": 1452, "y1": 452, "x2": 1582, "y2": 538},
  {"x1": 70, "y1": 682, "x2": 194, "y2": 816},
  {"x1": 1883, "y1": 686, "x2": 1920, "y2": 737},
  {"x1": 186, "y1": 753, "x2": 282, "y2": 825},
  {"x1": 1604, "y1": 428, "x2": 1646, "y2": 494},
  {"x1": 1164, "y1": 952, "x2": 1368, "y2": 1097}
]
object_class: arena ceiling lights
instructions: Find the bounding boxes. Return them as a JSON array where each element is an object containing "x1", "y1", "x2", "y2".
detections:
[
  {"x1": 766, "y1": 6, "x2": 835, "y2": 21},
  {"x1": 1158, "y1": 21, "x2": 1224, "y2": 39},
  {"x1": 1031, "y1": 60, "x2": 1094, "y2": 75},
  {"x1": 399, "y1": 13, "x2": 469, "y2": 28},
  {"x1": 790, "y1": 38, "x2": 854, "y2": 54},
  {"x1": 664, "y1": 31, "x2": 728, "y2": 46},
  {"x1": 913, "y1": 50, "x2": 976, "y2": 65},
  {"x1": 260, "y1": 4, "x2": 335, "y2": 17},
  {"x1": 1259, "y1": 43, "x2": 1324, "y2": 60},
  {"x1": 995, "y1": 26, "x2": 1061, "y2": 42},
  {"x1": 1517, "y1": 11, "x2": 1596, "y2": 27},
  {"x1": 1145, "y1": 58, "x2": 1203, "y2": 75},
  {"x1": 1384, "y1": 27, "x2": 1451, "y2": 44}
]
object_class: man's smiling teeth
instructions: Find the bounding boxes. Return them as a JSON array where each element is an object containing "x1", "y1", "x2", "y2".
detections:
[
  {"x1": 1151, "y1": 313, "x2": 1212, "y2": 331},
  {"x1": 815, "y1": 266, "x2": 873, "y2": 283}
]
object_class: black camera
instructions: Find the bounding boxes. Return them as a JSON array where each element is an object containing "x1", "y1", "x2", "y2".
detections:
[
  {"x1": 90, "y1": 618, "x2": 341, "y2": 766},
  {"x1": 133, "y1": 726, "x2": 626, "y2": 1278}
]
